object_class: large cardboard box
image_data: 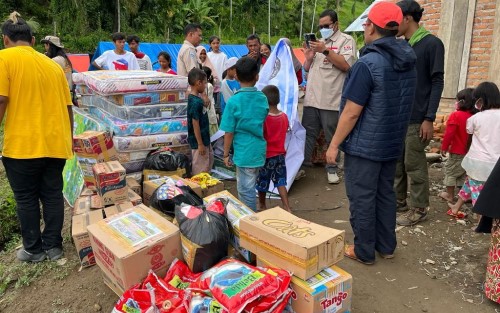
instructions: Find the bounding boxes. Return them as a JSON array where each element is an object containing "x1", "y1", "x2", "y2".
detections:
[
  {"x1": 204, "y1": 190, "x2": 255, "y2": 263},
  {"x1": 201, "y1": 181, "x2": 224, "y2": 197},
  {"x1": 103, "y1": 201, "x2": 135, "y2": 218},
  {"x1": 257, "y1": 258, "x2": 352, "y2": 313},
  {"x1": 127, "y1": 189, "x2": 143, "y2": 206},
  {"x1": 142, "y1": 175, "x2": 202, "y2": 206},
  {"x1": 72, "y1": 209, "x2": 104, "y2": 268},
  {"x1": 72, "y1": 195, "x2": 103, "y2": 216},
  {"x1": 92, "y1": 161, "x2": 128, "y2": 205},
  {"x1": 87, "y1": 204, "x2": 182, "y2": 294},
  {"x1": 240, "y1": 207, "x2": 345, "y2": 280},
  {"x1": 126, "y1": 177, "x2": 142, "y2": 196},
  {"x1": 143, "y1": 168, "x2": 186, "y2": 181}
]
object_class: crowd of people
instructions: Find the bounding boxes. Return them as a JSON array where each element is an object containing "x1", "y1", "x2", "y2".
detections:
[{"x1": 1, "y1": 0, "x2": 500, "y2": 306}]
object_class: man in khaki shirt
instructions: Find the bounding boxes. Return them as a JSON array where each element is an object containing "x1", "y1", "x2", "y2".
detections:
[
  {"x1": 301, "y1": 9, "x2": 356, "y2": 184},
  {"x1": 177, "y1": 23, "x2": 202, "y2": 77}
]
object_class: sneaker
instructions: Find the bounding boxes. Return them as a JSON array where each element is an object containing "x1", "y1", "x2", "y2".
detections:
[
  {"x1": 396, "y1": 207, "x2": 429, "y2": 226},
  {"x1": 396, "y1": 200, "x2": 409, "y2": 213},
  {"x1": 45, "y1": 247, "x2": 63, "y2": 261},
  {"x1": 379, "y1": 252, "x2": 395, "y2": 259},
  {"x1": 327, "y1": 172, "x2": 340, "y2": 184},
  {"x1": 16, "y1": 249, "x2": 46, "y2": 263},
  {"x1": 295, "y1": 169, "x2": 306, "y2": 181}
]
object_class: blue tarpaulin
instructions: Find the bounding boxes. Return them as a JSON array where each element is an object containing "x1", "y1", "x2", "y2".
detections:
[{"x1": 89, "y1": 42, "x2": 250, "y2": 72}]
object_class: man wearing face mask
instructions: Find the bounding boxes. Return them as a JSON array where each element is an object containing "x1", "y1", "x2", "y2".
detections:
[{"x1": 300, "y1": 9, "x2": 357, "y2": 184}]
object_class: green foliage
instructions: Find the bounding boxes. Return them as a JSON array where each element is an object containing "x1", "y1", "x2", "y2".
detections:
[{"x1": 0, "y1": 170, "x2": 18, "y2": 250}]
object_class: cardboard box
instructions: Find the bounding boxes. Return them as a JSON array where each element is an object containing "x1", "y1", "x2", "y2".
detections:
[
  {"x1": 92, "y1": 161, "x2": 128, "y2": 205},
  {"x1": 202, "y1": 181, "x2": 224, "y2": 197},
  {"x1": 73, "y1": 131, "x2": 114, "y2": 155},
  {"x1": 127, "y1": 189, "x2": 143, "y2": 206},
  {"x1": 240, "y1": 207, "x2": 345, "y2": 280},
  {"x1": 257, "y1": 258, "x2": 352, "y2": 313},
  {"x1": 72, "y1": 209, "x2": 104, "y2": 268},
  {"x1": 142, "y1": 175, "x2": 202, "y2": 206},
  {"x1": 143, "y1": 168, "x2": 186, "y2": 181},
  {"x1": 204, "y1": 190, "x2": 255, "y2": 263},
  {"x1": 103, "y1": 201, "x2": 135, "y2": 218},
  {"x1": 87, "y1": 204, "x2": 182, "y2": 294},
  {"x1": 73, "y1": 195, "x2": 103, "y2": 216},
  {"x1": 126, "y1": 177, "x2": 142, "y2": 196}
]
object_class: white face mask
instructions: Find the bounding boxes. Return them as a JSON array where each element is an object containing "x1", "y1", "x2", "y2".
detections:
[{"x1": 320, "y1": 28, "x2": 335, "y2": 40}]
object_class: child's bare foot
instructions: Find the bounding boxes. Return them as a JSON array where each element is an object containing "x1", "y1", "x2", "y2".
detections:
[
  {"x1": 446, "y1": 202, "x2": 467, "y2": 219},
  {"x1": 447, "y1": 201, "x2": 461, "y2": 214},
  {"x1": 439, "y1": 191, "x2": 453, "y2": 202}
]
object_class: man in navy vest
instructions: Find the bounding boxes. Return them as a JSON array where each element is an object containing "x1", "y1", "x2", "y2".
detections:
[{"x1": 326, "y1": 1, "x2": 417, "y2": 264}]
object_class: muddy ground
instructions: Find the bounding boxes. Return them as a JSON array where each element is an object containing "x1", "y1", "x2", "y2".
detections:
[{"x1": 0, "y1": 164, "x2": 498, "y2": 313}]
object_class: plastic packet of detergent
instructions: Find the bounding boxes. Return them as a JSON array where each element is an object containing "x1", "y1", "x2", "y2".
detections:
[
  {"x1": 189, "y1": 259, "x2": 281, "y2": 313},
  {"x1": 185, "y1": 292, "x2": 228, "y2": 313},
  {"x1": 164, "y1": 258, "x2": 203, "y2": 294},
  {"x1": 243, "y1": 267, "x2": 292, "y2": 313},
  {"x1": 141, "y1": 271, "x2": 185, "y2": 313}
]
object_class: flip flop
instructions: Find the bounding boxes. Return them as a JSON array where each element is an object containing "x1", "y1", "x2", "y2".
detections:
[
  {"x1": 344, "y1": 244, "x2": 374, "y2": 265},
  {"x1": 446, "y1": 208, "x2": 467, "y2": 219}
]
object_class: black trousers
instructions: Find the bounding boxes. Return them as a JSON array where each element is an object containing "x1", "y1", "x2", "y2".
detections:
[
  {"x1": 2, "y1": 157, "x2": 66, "y2": 254},
  {"x1": 344, "y1": 153, "x2": 398, "y2": 262}
]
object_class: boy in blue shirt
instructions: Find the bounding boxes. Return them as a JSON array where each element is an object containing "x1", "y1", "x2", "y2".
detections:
[
  {"x1": 220, "y1": 57, "x2": 269, "y2": 211},
  {"x1": 187, "y1": 68, "x2": 213, "y2": 175}
]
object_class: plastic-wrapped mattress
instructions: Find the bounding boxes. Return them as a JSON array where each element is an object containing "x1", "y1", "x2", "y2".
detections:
[
  {"x1": 113, "y1": 132, "x2": 189, "y2": 151},
  {"x1": 121, "y1": 159, "x2": 146, "y2": 174},
  {"x1": 73, "y1": 70, "x2": 188, "y2": 95},
  {"x1": 105, "y1": 90, "x2": 187, "y2": 106},
  {"x1": 117, "y1": 145, "x2": 191, "y2": 162},
  {"x1": 91, "y1": 96, "x2": 187, "y2": 121},
  {"x1": 89, "y1": 107, "x2": 188, "y2": 137}
]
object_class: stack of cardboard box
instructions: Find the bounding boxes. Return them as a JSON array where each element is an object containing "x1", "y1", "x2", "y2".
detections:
[{"x1": 240, "y1": 207, "x2": 353, "y2": 313}]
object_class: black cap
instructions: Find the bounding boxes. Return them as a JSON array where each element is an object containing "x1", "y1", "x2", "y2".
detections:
[{"x1": 396, "y1": 0, "x2": 424, "y2": 15}]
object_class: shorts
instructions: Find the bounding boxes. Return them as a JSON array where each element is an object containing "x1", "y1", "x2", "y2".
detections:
[
  {"x1": 444, "y1": 153, "x2": 466, "y2": 187},
  {"x1": 256, "y1": 154, "x2": 287, "y2": 192},
  {"x1": 458, "y1": 177, "x2": 485, "y2": 205}
]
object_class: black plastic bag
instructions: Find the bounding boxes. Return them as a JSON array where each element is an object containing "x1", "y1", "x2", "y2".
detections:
[
  {"x1": 175, "y1": 199, "x2": 230, "y2": 273},
  {"x1": 144, "y1": 147, "x2": 191, "y2": 177},
  {"x1": 151, "y1": 182, "x2": 203, "y2": 217}
]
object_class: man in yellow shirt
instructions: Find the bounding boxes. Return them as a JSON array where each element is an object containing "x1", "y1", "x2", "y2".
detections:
[{"x1": 0, "y1": 12, "x2": 73, "y2": 262}]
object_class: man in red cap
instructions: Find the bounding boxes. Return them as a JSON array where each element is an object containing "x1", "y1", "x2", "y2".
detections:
[
  {"x1": 395, "y1": 0, "x2": 445, "y2": 226},
  {"x1": 326, "y1": 1, "x2": 417, "y2": 264}
]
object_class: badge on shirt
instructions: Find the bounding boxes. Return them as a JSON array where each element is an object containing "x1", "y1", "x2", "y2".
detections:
[{"x1": 343, "y1": 45, "x2": 353, "y2": 51}]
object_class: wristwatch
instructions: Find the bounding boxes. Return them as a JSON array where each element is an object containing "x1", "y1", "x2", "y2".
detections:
[{"x1": 322, "y1": 49, "x2": 330, "y2": 56}]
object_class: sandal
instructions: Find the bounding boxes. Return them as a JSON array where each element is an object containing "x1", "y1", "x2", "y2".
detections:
[
  {"x1": 446, "y1": 208, "x2": 467, "y2": 219},
  {"x1": 344, "y1": 244, "x2": 374, "y2": 265},
  {"x1": 439, "y1": 192, "x2": 453, "y2": 202}
]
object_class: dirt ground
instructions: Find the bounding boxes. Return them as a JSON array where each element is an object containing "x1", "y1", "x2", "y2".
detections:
[{"x1": 0, "y1": 164, "x2": 498, "y2": 313}]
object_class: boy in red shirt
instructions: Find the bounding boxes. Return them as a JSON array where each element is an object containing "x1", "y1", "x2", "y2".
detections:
[
  {"x1": 440, "y1": 88, "x2": 475, "y2": 208},
  {"x1": 256, "y1": 85, "x2": 291, "y2": 211}
]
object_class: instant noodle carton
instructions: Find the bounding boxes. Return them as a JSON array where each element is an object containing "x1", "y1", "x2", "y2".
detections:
[
  {"x1": 72, "y1": 195, "x2": 103, "y2": 216},
  {"x1": 87, "y1": 204, "x2": 182, "y2": 295},
  {"x1": 92, "y1": 161, "x2": 128, "y2": 205},
  {"x1": 240, "y1": 207, "x2": 345, "y2": 280},
  {"x1": 257, "y1": 258, "x2": 352, "y2": 313},
  {"x1": 126, "y1": 177, "x2": 142, "y2": 196},
  {"x1": 204, "y1": 190, "x2": 256, "y2": 263},
  {"x1": 142, "y1": 175, "x2": 202, "y2": 206},
  {"x1": 72, "y1": 209, "x2": 104, "y2": 268},
  {"x1": 127, "y1": 189, "x2": 143, "y2": 206}
]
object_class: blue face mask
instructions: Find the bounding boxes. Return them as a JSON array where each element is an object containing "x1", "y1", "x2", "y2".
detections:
[{"x1": 320, "y1": 28, "x2": 335, "y2": 40}]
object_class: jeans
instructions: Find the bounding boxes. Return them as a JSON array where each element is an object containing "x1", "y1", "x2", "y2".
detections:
[
  {"x1": 236, "y1": 166, "x2": 259, "y2": 211},
  {"x1": 301, "y1": 107, "x2": 339, "y2": 173},
  {"x1": 394, "y1": 123, "x2": 430, "y2": 208},
  {"x1": 344, "y1": 153, "x2": 398, "y2": 262},
  {"x1": 2, "y1": 157, "x2": 66, "y2": 254}
]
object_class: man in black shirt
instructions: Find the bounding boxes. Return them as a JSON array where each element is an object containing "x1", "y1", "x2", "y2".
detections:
[{"x1": 395, "y1": 0, "x2": 445, "y2": 226}]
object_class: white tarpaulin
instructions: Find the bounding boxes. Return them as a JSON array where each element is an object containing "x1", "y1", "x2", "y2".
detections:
[
  {"x1": 256, "y1": 38, "x2": 306, "y2": 192},
  {"x1": 345, "y1": 0, "x2": 381, "y2": 32}
]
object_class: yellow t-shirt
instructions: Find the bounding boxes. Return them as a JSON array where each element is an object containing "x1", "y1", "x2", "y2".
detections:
[{"x1": 0, "y1": 46, "x2": 73, "y2": 159}]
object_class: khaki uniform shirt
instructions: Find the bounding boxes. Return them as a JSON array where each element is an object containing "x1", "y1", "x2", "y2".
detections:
[
  {"x1": 304, "y1": 31, "x2": 357, "y2": 111},
  {"x1": 177, "y1": 40, "x2": 199, "y2": 77}
]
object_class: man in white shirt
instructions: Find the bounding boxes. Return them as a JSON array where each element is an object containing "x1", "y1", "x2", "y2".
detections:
[
  {"x1": 177, "y1": 23, "x2": 202, "y2": 77},
  {"x1": 92, "y1": 32, "x2": 140, "y2": 70},
  {"x1": 127, "y1": 35, "x2": 152, "y2": 70}
]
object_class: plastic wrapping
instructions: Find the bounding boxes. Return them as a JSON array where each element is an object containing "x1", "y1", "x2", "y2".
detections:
[
  {"x1": 106, "y1": 90, "x2": 187, "y2": 106},
  {"x1": 75, "y1": 84, "x2": 94, "y2": 95},
  {"x1": 74, "y1": 70, "x2": 188, "y2": 95},
  {"x1": 113, "y1": 133, "x2": 189, "y2": 152},
  {"x1": 91, "y1": 95, "x2": 188, "y2": 121},
  {"x1": 89, "y1": 107, "x2": 188, "y2": 136},
  {"x1": 121, "y1": 159, "x2": 146, "y2": 174}
]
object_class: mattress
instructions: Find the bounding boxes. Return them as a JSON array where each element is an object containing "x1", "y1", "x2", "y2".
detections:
[
  {"x1": 117, "y1": 145, "x2": 191, "y2": 163},
  {"x1": 75, "y1": 70, "x2": 188, "y2": 95},
  {"x1": 89, "y1": 107, "x2": 188, "y2": 137},
  {"x1": 91, "y1": 96, "x2": 188, "y2": 121},
  {"x1": 105, "y1": 90, "x2": 187, "y2": 106},
  {"x1": 113, "y1": 132, "x2": 189, "y2": 152},
  {"x1": 121, "y1": 159, "x2": 146, "y2": 174},
  {"x1": 75, "y1": 84, "x2": 94, "y2": 96}
]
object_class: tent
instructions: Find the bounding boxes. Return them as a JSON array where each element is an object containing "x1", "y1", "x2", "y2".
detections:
[
  {"x1": 89, "y1": 42, "x2": 250, "y2": 72},
  {"x1": 67, "y1": 54, "x2": 90, "y2": 73},
  {"x1": 89, "y1": 42, "x2": 307, "y2": 71},
  {"x1": 344, "y1": 0, "x2": 381, "y2": 32}
]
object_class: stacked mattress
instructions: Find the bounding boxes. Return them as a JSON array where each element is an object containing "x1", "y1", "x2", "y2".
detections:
[{"x1": 74, "y1": 70, "x2": 191, "y2": 178}]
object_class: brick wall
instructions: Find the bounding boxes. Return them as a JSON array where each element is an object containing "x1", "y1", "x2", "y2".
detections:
[{"x1": 418, "y1": 0, "x2": 442, "y2": 34}]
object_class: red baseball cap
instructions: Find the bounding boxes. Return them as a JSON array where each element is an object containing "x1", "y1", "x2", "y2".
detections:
[{"x1": 367, "y1": 1, "x2": 403, "y2": 30}]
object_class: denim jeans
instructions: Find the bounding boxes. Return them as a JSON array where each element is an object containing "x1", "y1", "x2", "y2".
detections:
[
  {"x1": 2, "y1": 157, "x2": 66, "y2": 254},
  {"x1": 236, "y1": 166, "x2": 259, "y2": 211}
]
